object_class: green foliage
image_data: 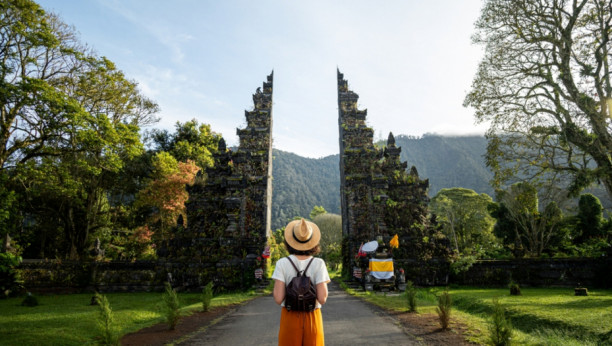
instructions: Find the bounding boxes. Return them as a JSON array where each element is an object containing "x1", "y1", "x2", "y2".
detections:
[
  {"x1": 465, "y1": 0, "x2": 612, "y2": 202},
  {"x1": 0, "y1": 0, "x2": 159, "y2": 260},
  {"x1": 450, "y1": 255, "x2": 477, "y2": 275},
  {"x1": 312, "y1": 213, "x2": 342, "y2": 268},
  {"x1": 430, "y1": 188, "x2": 497, "y2": 256},
  {"x1": 150, "y1": 119, "x2": 220, "y2": 171},
  {"x1": 94, "y1": 293, "x2": 118, "y2": 345},
  {"x1": 494, "y1": 182, "x2": 565, "y2": 257},
  {"x1": 201, "y1": 282, "x2": 213, "y2": 312},
  {"x1": 20, "y1": 292, "x2": 38, "y2": 307},
  {"x1": 161, "y1": 282, "x2": 181, "y2": 330},
  {"x1": 488, "y1": 298, "x2": 513, "y2": 346},
  {"x1": 309, "y1": 205, "x2": 327, "y2": 219},
  {"x1": 508, "y1": 282, "x2": 521, "y2": 296},
  {"x1": 576, "y1": 194, "x2": 605, "y2": 242},
  {"x1": 271, "y1": 150, "x2": 340, "y2": 230},
  {"x1": 0, "y1": 174, "x2": 18, "y2": 238},
  {"x1": 0, "y1": 252, "x2": 22, "y2": 298},
  {"x1": 405, "y1": 281, "x2": 417, "y2": 313},
  {"x1": 436, "y1": 289, "x2": 452, "y2": 330}
]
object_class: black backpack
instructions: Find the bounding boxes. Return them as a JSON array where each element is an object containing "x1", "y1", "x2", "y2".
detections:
[{"x1": 284, "y1": 257, "x2": 317, "y2": 312}]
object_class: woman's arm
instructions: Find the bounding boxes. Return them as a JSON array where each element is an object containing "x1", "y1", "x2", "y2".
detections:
[
  {"x1": 316, "y1": 281, "x2": 328, "y2": 305},
  {"x1": 273, "y1": 279, "x2": 285, "y2": 305}
]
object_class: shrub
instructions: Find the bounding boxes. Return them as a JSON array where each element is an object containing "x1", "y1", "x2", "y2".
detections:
[
  {"x1": 509, "y1": 282, "x2": 521, "y2": 296},
  {"x1": 95, "y1": 292, "x2": 118, "y2": 345},
  {"x1": 405, "y1": 281, "x2": 417, "y2": 312},
  {"x1": 436, "y1": 289, "x2": 452, "y2": 330},
  {"x1": 488, "y1": 298, "x2": 513, "y2": 346},
  {"x1": 162, "y1": 282, "x2": 181, "y2": 330},
  {"x1": 0, "y1": 252, "x2": 23, "y2": 298},
  {"x1": 201, "y1": 282, "x2": 213, "y2": 312},
  {"x1": 21, "y1": 292, "x2": 38, "y2": 307}
]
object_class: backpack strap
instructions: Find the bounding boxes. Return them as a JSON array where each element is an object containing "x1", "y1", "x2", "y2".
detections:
[
  {"x1": 304, "y1": 257, "x2": 315, "y2": 274},
  {"x1": 286, "y1": 257, "x2": 301, "y2": 276},
  {"x1": 286, "y1": 256, "x2": 316, "y2": 277}
]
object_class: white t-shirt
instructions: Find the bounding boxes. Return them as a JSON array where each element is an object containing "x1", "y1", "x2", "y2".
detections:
[{"x1": 271, "y1": 255, "x2": 331, "y2": 309}]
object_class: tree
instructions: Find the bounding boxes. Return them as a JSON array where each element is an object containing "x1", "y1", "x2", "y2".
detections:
[
  {"x1": 494, "y1": 182, "x2": 564, "y2": 257},
  {"x1": 309, "y1": 205, "x2": 327, "y2": 220},
  {"x1": 430, "y1": 188, "x2": 497, "y2": 256},
  {"x1": 150, "y1": 119, "x2": 220, "y2": 171},
  {"x1": 312, "y1": 213, "x2": 342, "y2": 268},
  {"x1": 135, "y1": 152, "x2": 199, "y2": 241},
  {"x1": 576, "y1": 193, "x2": 605, "y2": 241},
  {"x1": 465, "y1": 0, "x2": 612, "y2": 200},
  {"x1": 1, "y1": 0, "x2": 84, "y2": 170},
  {"x1": 1, "y1": 1, "x2": 159, "y2": 259}
]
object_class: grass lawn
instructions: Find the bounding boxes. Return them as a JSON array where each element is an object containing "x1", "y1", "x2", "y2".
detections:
[
  {"x1": 0, "y1": 288, "x2": 269, "y2": 346},
  {"x1": 337, "y1": 280, "x2": 612, "y2": 345}
]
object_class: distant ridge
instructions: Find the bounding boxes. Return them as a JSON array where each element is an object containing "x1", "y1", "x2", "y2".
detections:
[{"x1": 270, "y1": 135, "x2": 492, "y2": 230}]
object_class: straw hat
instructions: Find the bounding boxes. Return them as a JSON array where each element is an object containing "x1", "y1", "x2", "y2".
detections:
[{"x1": 284, "y1": 218, "x2": 321, "y2": 251}]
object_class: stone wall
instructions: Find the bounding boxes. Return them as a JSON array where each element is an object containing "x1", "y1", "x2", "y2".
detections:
[
  {"x1": 19, "y1": 256, "x2": 610, "y2": 293},
  {"x1": 451, "y1": 257, "x2": 612, "y2": 288},
  {"x1": 18, "y1": 259, "x2": 164, "y2": 293}
]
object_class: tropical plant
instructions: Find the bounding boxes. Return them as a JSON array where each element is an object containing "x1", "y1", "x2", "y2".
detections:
[
  {"x1": 488, "y1": 298, "x2": 513, "y2": 346},
  {"x1": 405, "y1": 281, "x2": 417, "y2": 313},
  {"x1": 161, "y1": 282, "x2": 181, "y2": 330},
  {"x1": 201, "y1": 282, "x2": 213, "y2": 312},
  {"x1": 436, "y1": 289, "x2": 452, "y2": 330},
  {"x1": 94, "y1": 292, "x2": 118, "y2": 345}
]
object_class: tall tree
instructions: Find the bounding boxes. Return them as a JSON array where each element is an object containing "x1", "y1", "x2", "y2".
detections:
[
  {"x1": 576, "y1": 193, "x2": 605, "y2": 241},
  {"x1": 150, "y1": 119, "x2": 220, "y2": 171},
  {"x1": 430, "y1": 188, "x2": 497, "y2": 256},
  {"x1": 135, "y1": 152, "x2": 199, "y2": 242},
  {"x1": 465, "y1": 0, "x2": 612, "y2": 200},
  {"x1": 494, "y1": 182, "x2": 564, "y2": 257},
  {"x1": 312, "y1": 213, "x2": 342, "y2": 268},
  {"x1": 1, "y1": 1, "x2": 159, "y2": 259},
  {"x1": 0, "y1": 0, "x2": 83, "y2": 170}
]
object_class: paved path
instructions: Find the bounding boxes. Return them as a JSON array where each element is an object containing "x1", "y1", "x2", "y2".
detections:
[{"x1": 181, "y1": 281, "x2": 418, "y2": 345}]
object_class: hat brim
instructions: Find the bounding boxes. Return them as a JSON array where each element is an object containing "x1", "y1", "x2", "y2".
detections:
[{"x1": 284, "y1": 219, "x2": 321, "y2": 251}]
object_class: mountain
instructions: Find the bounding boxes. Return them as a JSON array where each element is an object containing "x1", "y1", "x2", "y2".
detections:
[
  {"x1": 391, "y1": 134, "x2": 493, "y2": 196},
  {"x1": 270, "y1": 135, "x2": 492, "y2": 230},
  {"x1": 271, "y1": 150, "x2": 340, "y2": 230},
  {"x1": 270, "y1": 134, "x2": 611, "y2": 230}
]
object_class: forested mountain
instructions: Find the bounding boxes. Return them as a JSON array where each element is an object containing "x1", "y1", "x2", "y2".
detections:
[
  {"x1": 392, "y1": 134, "x2": 494, "y2": 196},
  {"x1": 271, "y1": 150, "x2": 340, "y2": 230},
  {"x1": 270, "y1": 135, "x2": 493, "y2": 230}
]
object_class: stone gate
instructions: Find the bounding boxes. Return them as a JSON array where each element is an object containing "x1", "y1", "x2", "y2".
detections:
[
  {"x1": 159, "y1": 72, "x2": 274, "y2": 290},
  {"x1": 337, "y1": 70, "x2": 451, "y2": 284}
]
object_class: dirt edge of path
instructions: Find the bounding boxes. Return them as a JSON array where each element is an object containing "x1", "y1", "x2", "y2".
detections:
[{"x1": 120, "y1": 304, "x2": 239, "y2": 346}]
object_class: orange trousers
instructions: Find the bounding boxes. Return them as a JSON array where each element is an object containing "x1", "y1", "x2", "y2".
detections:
[{"x1": 278, "y1": 307, "x2": 325, "y2": 346}]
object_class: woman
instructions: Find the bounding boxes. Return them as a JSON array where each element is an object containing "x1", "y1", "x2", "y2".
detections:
[{"x1": 272, "y1": 218, "x2": 331, "y2": 346}]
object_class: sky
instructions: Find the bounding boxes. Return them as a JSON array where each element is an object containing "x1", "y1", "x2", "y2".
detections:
[{"x1": 37, "y1": 0, "x2": 487, "y2": 158}]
